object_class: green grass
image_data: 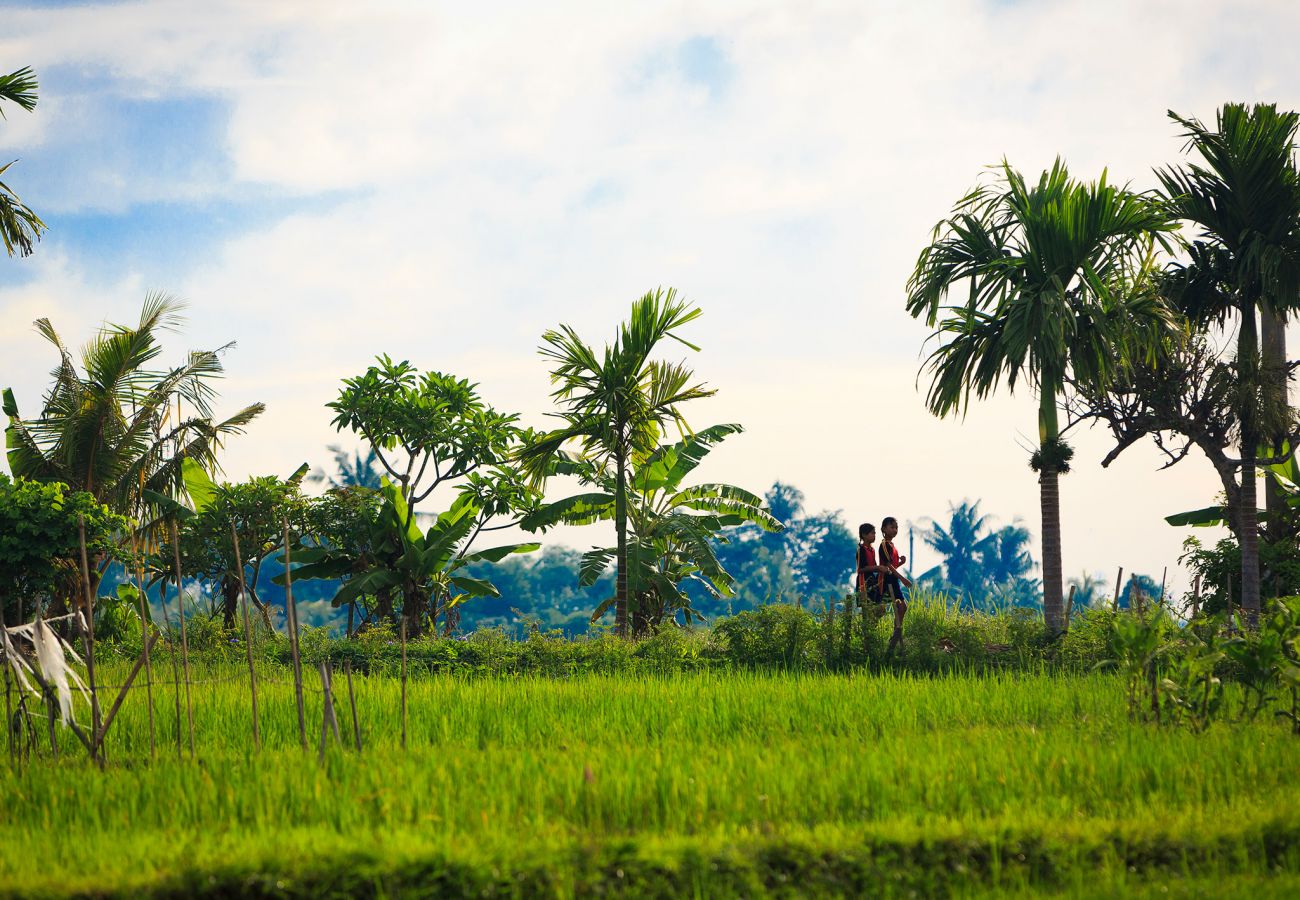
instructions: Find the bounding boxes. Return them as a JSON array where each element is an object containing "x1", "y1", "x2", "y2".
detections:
[{"x1": 1, "y1": 667, "x2": 1297, "y2": 897}]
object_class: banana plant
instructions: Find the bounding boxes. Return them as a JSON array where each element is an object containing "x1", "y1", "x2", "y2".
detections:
[
  {"x1": 279, "y1": 478, "x2": 537, "y2": 635},
  {"x1": 520, "y1": 424, "x2": 782, "y2": 633}
]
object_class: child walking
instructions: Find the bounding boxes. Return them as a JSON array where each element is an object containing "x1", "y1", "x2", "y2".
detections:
[
  {"x1": 879, "y1": 516, "x2": 911, "y2": 654},
  {"x1": 855, "y1": 523, "x2": 886, "y2": 601}
]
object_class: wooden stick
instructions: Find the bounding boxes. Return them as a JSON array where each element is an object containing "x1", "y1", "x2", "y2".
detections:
[
  {"x1": 400, "y1": 617, "x2": 408, "y2": 751},
  {"x1": 1225, "y1": 573, "x2": 1234, "y2": 634},
  {"x1": 1112, "y1": 566, "x2": 1124, "y2": 612},
  {"x1": 282, "y1": 519, "x2": 307, "y2": 752},
  {"x1": 345, "y1": 659, "x2": 361, "y2": 752},
  {"x1": 76, "y1": 516, "x2": 103, "y2": 765},
  {"x1": 130, "y1": 533, "x2": 156, "y2": 759},
  {"x1": 325, "y1": 662, "x2": 340, "y2": 742},
  {"x1": 1, "y1": 603, "x2": 14, "y2": 767},
  {"x1": 157, "y1": 577, "x2": 183, "y2": 761},
  {"x1": 1158, "y1": 567, "x2": 1167, "y2": 605},
  {"x1": 1191, "y1": 574, "x2": 1203, "y2": 619},
  {"x1": 93, "y1": 632, "x2": 160, "y2": 750},
  {"x1": 170, "y1": 520, "x2": 195, "y2": 758},
  {"x1": 1064, "y1": 584, "x2": 1076, "y2": 624},
  {"x1": 318, "y1": 662, "x2": 340, "y2": 762},
  {"x1": 230, "y1": 521, "x2": 261, "y2": 751}
]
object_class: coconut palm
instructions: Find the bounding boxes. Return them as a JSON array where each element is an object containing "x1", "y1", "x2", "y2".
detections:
[
  {"x1": 1157, "y1": 104, "x2": 1300, "y2": 620},
  {"x1": 906, "y1": 160, "x2": 1178, "y2": 634},
  {"x1": 0, "y1": 66, "x2": 45, "y2": 257},
  {"x1": 3, "y1": 293, "x2": 264, "y2": 536},
  {"x1": 520, "y1": 288, "x2": 714, "y2": 637}
]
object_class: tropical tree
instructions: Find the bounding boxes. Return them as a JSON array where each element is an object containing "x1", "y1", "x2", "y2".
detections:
[
  {"x1": 282, "y1": 479, "x2": 537, "y2": 635},
  {"x1": 1067, "y1": 571, "x2": 1107, "y2": 611},
  {"x1": 327, "y1": 358, "x2": 523, "y2": 525},
  {"x1": 0, "y1": 474, "x2": 125, "y2": 625},
  {"x1": 4, "y1": 294, "x2": 264, "y2": 567},
  {"x1": 919, "y1": 500, "x2": 1038, "y2": 608},
  {"x1": 1156, "y1": 103, "x2": 1300, "y2": 620},
  {"x1": 521, "y1": 424, "x2": 781, "y2": 633},
  {"x1": 165, "y1": 461, "x2": 310, "y2": 629},
  {"x1": 308, "y1": 444, "x2": 384, "y2": 490},
  {"x1": 905, "y1": 160, "x2": 1178, "y2": 633},
  {"x1": 0, "y1": 65, "x2": 45, "y2": 257},
  {"x1": 520, "y1": 288, "x2": 714, "y2": 637}
]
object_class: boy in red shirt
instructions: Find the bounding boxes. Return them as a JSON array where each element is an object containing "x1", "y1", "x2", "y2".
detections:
[
  {"x1": 879, "y1": 516, "x2": 911, "y2": 653},
  {"x1": 855, "y1": 523, "x2": 887, "y2": 601}
]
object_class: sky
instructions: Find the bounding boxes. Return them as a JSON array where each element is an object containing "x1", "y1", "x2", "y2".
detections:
[{"x1": 2, "y1": 0, "x2": 1298, "y2": 601}]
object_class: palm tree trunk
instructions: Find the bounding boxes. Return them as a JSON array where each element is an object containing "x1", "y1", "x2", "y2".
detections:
[
  {"x1": 1038, "y1": 389, "x2": 1065, "y2": 635},
  {"x1": 614, "y1": 448, "x2": 629, "y2": 638},
  {"x1": 1239, "y1": 298, "x2": 1262, "y2": 623},
  {"x1": 1262, "y1": 308, "x2": 1288, "y2": 540}
]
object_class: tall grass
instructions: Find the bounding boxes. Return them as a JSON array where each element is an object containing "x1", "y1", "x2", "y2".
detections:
[{"x1": 2, "y1": 667, "x2": 1297, "y2": 897}]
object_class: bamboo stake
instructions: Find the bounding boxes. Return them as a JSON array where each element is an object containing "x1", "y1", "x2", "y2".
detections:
[
  {"x1": 230, "y1": 522, "x2": 261, "y2": 751},
  {"x1": 1, "y1": 603, "x2": 14, "y2": 767},
  {"x1": 1064, "y1": 584, "x2": 1076, "y2": 624},
  {"x1": 345, "y1": 660, "x2": 361, "y2": 752},
  {"x1": 158, "y1": 577, "x2": 183, "y2": 761},
  {"x1": 93, "y1": 632, "x2": 160, "y2": 750},
  {"x1": 1191, "y1": 574, "x2": 1203, "y2": 619},
  {"x1": 1158, "y1": 567, "x2": 1167, "y2": 605},
  {"x1": 1225, "y1": 573, "x2": 1235, "y2": 634},
  {"x1": 1112, "y1": 566, "x2": 1124, "y2": 612},
  {"x1": 129, "y1": 533, "x2": 156, "y2": 759},
  {"x1": 170, "y1": 520, "x2": 195, "y2": 758},
  {"x1": 76, "y1": 516, "x2": 103, "y2": 766},
  {"x1": 318, "y1": 662, "x2": 340, "y2": 763},
  {"x1": 400, "y1": 617, "x2": 408, "y2": 751},
  {"x1": 282, "y1": 519, "x2": 307, "y2": 752}
]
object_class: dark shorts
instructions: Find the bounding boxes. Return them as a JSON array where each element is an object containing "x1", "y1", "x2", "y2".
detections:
[{"x1": 881, "y1": 580, "x2": 908, "y2": 603}]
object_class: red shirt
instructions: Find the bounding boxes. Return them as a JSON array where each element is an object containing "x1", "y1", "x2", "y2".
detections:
[{"x1": 855, "y1": 543, "x2": 876, "y2": 592}]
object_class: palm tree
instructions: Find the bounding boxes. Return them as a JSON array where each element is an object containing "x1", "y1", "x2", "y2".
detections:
[
  {"x1": 520, "y1": 288, "x2": 714, "y2": 637},
  {"x1": 0, "y1": 66, "x2": 45, "y2": 257},
  {"x1": 308, "y1": 444, "x2": 384, "y2": 490},
  {"x1": 3, "y1": 293, "x2": 265, "y2": 536},
  {"x1": 906, "y1": 160, "x2": 1177, "y2": 634},
  {"x1": 920, "y1": 500, "x2": 992, "y2": 599},
  {"x1": 1157, "y1": 104, "x2": 1300, "y2": 621}
]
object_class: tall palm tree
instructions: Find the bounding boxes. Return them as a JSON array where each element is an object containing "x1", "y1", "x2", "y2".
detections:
[
  {"x1": 520, "y1": 288, "x2": 714, "y2": 637},
  {"x1": 906, "y1": 160, "x2": 1177, "y2": 634},
  {"x1": 1157, "y1": 104, "x2": 1300, "y2": 620},
  {"x1": 0, "y1": 66, "x2": 45, "y2": 257},
  {"x1": 4, "y1": 293, "x2": 265, "y2": 536}
]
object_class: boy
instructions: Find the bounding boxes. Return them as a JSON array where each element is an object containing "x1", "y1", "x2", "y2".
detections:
[
  {"x1": 879, "y1": 516, "x2": 911, "y2": 653},
  {"x1": 855, "y1": 523, "x2": 887, "y2": 601}
]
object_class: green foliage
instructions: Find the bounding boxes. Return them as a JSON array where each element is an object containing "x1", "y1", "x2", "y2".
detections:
[
  {"x1": 520, "y1": 287, "x2": 715, "y2": 636},
  {"x1": 918, "y1": 499, "x2": 1040, "y2": 609},
  {"x1": 1181, "y1": 534, "x2": 1300, "y2": 615},
  {"x1": 521, "y1": 424, "x2": 780, "y2": 632},
  {"x1": 3, "y1": 294, "x2": 263, "y2": 522},
  {"x1": 0, "y1": 473, "x2": 125, "y2": 620},
  {"x1": 0, "y1": 65, "x2": 44, "y2": 257},
  {"x1": 5, "y1": 669, "x2": 1299, "y2": 897}
]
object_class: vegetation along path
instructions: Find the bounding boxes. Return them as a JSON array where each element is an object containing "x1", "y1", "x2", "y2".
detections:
[{"x1": 2, "y1": 669, "x2": 1298, "y2": 898}]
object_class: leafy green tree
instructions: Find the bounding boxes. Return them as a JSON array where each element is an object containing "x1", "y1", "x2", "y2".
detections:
[
  {"x1": 167, "y1": 461, "x2": 309, "y2": 629},
  {"x1": 284, "y1": 480, "x2": 537, "y2": 635},
  {"x1": 522, "y1": 424, "x2": 780, "y2": 633},
  {"x1": 1157, "y1": 103, "x2": 1300, "y2": 620},
  {"x1": 0, "y1": 474, "x2": 125, "y2": 624},
  {"x1": 906, "y1": 160, "x2": 1177, "y2": 633},
  {"x1": 4, "y1": 294, "x2": 264, "y2": 531},
  {"x1": 520, "y1": 288, "x2": 714, "y2": 637},
  {"x1": 0, "y1": 66, "x2": 45, "y2": 257},
  {"x1": 327, "y1": 358, "x2": 522, "y2": 524},
  {"x1": 1067, "y1": 571, "x2": 1108, "y2": 611}
]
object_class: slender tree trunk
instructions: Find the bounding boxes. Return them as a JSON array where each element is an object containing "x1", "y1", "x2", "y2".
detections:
[
  {"x1": 1038, "y1": 389, "x2": 1065, "y2": 635},
  {"x1": 1239, "y1": 298, "x2": 1262, "y2": 622},
  {"x1": 614, "y1": 447, "x2": 629, "y2": 638},
  {"x1": 1262, "y1": 308, "x2": 1288, "y2": 539}
]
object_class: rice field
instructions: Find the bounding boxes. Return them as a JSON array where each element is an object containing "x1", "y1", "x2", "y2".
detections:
[{"x1": 2, "y1": 666, "x2": 1298, "y2": 897}]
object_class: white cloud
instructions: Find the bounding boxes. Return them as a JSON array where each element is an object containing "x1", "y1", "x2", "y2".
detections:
[{"x1": 3, "y1": 0, "x2": 1293, "y2": 594}]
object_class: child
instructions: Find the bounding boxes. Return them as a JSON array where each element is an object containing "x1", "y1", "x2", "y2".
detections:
[
  {"x1": 879, "y1": 516, "x2": 911, "y2": 652},
  {"x1": 855, "y1": 523, "x2": 887, "y2": 601}
]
